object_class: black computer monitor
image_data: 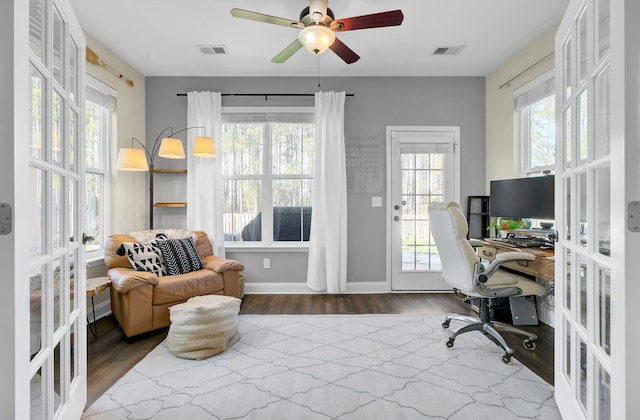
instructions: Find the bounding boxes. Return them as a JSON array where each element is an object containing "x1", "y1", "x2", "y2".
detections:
[{"x1": 489, "y1": 175, "x2": 554, "y2": 220}]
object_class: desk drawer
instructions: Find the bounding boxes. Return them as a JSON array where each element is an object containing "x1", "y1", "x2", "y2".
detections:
[{"x1": 478, "y1": 246, "x2": 554, "y2": 282}]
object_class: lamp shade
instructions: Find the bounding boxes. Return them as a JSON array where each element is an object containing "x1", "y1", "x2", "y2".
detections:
[
  {"x1": 192, "y1": 136, "x2": 217, "y2": 158},
  {"x1": 158, "y1": 137, "x2": 186, "y2": 159},
  {"x1": 298, "y1": 25, "x2": 335, "y2": 55},
  {"x1": 117, "y1": 148, "x2": 149, "y2": 171}
]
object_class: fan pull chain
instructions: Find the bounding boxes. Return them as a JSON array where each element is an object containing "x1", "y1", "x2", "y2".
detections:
[{"x1": 316, "y1": 54, "x2": 321, "y2": 88}]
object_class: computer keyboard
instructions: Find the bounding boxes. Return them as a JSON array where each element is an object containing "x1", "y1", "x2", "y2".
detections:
[{"x1": 494, "y1": 237, "x2": 551, "y2": 248}]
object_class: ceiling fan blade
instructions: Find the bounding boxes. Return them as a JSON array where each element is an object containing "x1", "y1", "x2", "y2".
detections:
[
  {"x1": 332, "y1": 10, "x2": 404, "y2": 32},
  {"x1": 329, "y1": 37, "x2": 360, "y2": 64},
  {"x1": 230, "y1": 8, "x2": 303, "y2": 29},
  {"x1": 271, "y1": 39, "x2": 304, "y2": 63}
]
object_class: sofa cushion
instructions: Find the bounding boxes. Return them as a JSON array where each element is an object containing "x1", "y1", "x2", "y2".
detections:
[
  {"x1": 122, "y1": 241, "x2": 167, "y2": 276},
  {"x1": 152, "y1": 270, "x2": 224, "y2": 305},
  {"x1": 157, "y1": 237, "x2": 204, "y2": 275}
]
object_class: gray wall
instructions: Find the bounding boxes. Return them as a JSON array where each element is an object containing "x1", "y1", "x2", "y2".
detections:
[{"x1": 146, "y1": 76, "x2": 486, "y2": 289}]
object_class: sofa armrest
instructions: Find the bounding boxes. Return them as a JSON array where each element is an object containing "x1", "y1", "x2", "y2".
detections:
[
  {"x1": 202, "y1": 255, "x2": 245, "y2": 273},
  {"x1": 108, "y1": 267, "x2": 159, "y2": 294}
]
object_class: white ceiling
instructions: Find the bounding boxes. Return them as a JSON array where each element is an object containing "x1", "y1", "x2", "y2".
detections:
[{"x1": 69, "y1": 0, "x2": 569, "y2": 78}]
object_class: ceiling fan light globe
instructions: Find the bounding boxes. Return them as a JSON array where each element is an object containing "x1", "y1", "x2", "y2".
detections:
[{"x1": 299, "y1": 25, "x2": 335, "y2": 55}]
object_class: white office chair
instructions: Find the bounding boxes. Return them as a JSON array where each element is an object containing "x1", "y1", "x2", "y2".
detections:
[{"x1": 428, "y1": 201, "x2": 546, "y2": 363}]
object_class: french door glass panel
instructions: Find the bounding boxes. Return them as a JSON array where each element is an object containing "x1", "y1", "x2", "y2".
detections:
[
  {"x1": 28, "y1": 0, "x2": 87, "y2": 417},
  {"x1": 555, "y1": 1, "x2": 612, "y2": 418}
]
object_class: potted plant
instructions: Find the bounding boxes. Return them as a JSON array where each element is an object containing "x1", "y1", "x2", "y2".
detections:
[{"x1": 487, "y1": 217, "x2": 531, "y2": 238}]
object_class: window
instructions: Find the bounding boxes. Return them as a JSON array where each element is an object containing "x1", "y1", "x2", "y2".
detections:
[
  {"x1": 221, "y1": 108, "x2": 314, "y2": 245},
  {"x1": 515, "y1": 70, "x2": 556, "y2": 176},
  {"x1": 85, "y1": 76, "x2": 115, "y2": 259}
]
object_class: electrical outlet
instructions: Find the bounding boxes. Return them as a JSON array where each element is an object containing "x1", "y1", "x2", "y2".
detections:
[{"x1": 263, "y1": 258, "x2": 271, "y2": 269}]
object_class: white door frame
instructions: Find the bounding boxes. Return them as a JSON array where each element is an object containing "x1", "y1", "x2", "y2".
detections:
[{"x1": 385, "y1": 126, "x2": 460, "y2": 292}]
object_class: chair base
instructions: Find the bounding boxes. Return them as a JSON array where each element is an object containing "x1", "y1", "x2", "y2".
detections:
[{"x1": 443, "y1": 299, "x2": 538, "y2": 363}]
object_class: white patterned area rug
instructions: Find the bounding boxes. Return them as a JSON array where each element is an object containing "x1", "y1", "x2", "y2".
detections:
[{"x1": 83, "y1": 315, "x2": 561, "y2": 419}]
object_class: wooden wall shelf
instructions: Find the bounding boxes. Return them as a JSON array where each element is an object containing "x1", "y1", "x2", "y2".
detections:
[
  {"x1": 154, "y1": 202, "x2": 187, "y2": 208},
  {"x1": 153, "y1": 169, "x2": 187, "y2": 173}
]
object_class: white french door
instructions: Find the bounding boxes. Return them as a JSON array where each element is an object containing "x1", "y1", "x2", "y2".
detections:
[
  {"x1": 28, "y1": 0, "x2": 87, "y2": 418},
  {"x1": 554, "y1": 0, "x2": 640, "y2": 418},
  {"x1": 387, "y1": 127, "x2": 460, "y2": 291}
]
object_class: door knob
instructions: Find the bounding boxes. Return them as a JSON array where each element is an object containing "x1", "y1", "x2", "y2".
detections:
[{"x1": 82, "y1": 233, "x2": 95, "y2": 245}]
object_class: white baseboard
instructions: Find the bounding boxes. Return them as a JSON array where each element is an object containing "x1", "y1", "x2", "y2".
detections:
[
  {"x1": 87, "y1": 299, "x2": 112, "y2": 322},
  {"x1": 244, "y1": 282, "x2": 390, "y2": 294}
]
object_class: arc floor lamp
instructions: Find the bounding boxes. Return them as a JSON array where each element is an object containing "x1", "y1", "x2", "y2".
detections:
[{"x1": 116, "y1": 126, "x2": 216, "y2": 229}]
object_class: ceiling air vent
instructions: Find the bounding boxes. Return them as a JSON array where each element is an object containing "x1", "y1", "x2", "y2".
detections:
[
  {"x1": 198, "y1": 45, "x2": 228, "y2": 55},
  {"x1": 432, "y1": 46, "x2": 465, "y2": 56}
]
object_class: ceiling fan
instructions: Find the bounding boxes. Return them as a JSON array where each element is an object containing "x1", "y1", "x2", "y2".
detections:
[{"x1": 230, "y1": 0, "x2": 404, "y2": 64}]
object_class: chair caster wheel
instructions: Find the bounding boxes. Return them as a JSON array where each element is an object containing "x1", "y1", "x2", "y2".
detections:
[
  {"x1": 442, "y1": 320, "x2": 450, "y2": 329},
  {"x1": 501, "y1": 354, "x2": 512, "y2": 364},
  {"x1": 523, "y1": 338, "x2": 537, "y2": 351},
  {"x1": 446, "y1": 339, "x2": 455, "y2": 348}
]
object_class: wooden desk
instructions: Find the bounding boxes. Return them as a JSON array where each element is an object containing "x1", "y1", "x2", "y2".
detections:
[{"x1": 478, "y1": 239, "x2": 555, "y2": 282}]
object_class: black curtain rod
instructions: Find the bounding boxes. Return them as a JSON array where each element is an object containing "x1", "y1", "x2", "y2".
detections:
[{"x1": 176, "y1": 93, "x2": 354, "y2": 99}]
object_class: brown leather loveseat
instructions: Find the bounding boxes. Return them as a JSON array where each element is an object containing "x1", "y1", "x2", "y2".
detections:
[{"x1": 105, "y1": 229, "x2": 244, "y2": 338}]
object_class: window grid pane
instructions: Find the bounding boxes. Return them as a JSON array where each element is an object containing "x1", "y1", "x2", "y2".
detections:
[
  {"x1": 528, "y1": 95, "x2": 556, "y2": 170},
  {"x1": 222, "y1": 118, "x2": 314, "y2": 243}
]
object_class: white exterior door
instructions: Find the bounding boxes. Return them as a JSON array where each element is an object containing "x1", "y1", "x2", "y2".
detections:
[
  {"x1": 27, "y1": 0, "x2": 87, "y2": 418},
  {"x1": 554, "y1": 0, "x2": 640, "y2": 418},
  {"x1": 387, "y1": 127, "x2": 460, "y2": 291}
]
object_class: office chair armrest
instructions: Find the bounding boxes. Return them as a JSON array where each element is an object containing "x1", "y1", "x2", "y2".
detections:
[
  {"x1": 468, "y1": 238, "x2": 484, "y2": 248},
  {"x1": 495, "y1": 251, "x2": 535, "y2": 263},
  {"x1": 480, "y1": 251, "x2": 535, "y2": 279}
]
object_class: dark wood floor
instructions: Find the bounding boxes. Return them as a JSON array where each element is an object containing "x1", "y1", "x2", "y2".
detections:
[{"x1": 87, "y1": 293, "x2": 554, "y2": 408}]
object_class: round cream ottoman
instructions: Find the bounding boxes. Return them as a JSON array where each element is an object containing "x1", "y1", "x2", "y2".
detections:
[{"x1": 167, "y1": 295, "x2": 241, "y2": 360}]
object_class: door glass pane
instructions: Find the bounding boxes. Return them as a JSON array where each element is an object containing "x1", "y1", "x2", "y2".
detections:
[
  {"x1": 69, "y1": 38, "x2": 79, "y2": 104},
  {"x1": 595, "y1": 166, "x2": 610, "y2": 255},
  {"x1": 30, "y1": 167, "x2": 46, "y2": 257},
  {"x1": 29, "y1": 0, "x2": 46, "y2": 62},
  {"x1": 564, "y1": 318, "x2": 572, "y2": 380},
  {"x1": 578, "y1": 255, "x2": 588, "y2": 328},
  {"x1": 53, "y1": 341, "x2": 62, "y2": 414},
  {"x1": 52, "y1": 90, "x2": 63, "y2": 167},
  {"x1": 597, "y1": 265, "x2": 611, "y2": 355},
  {"x1": 597, "y1": 362, "x2": 611, "y2": 420},
  {"x1": 69, "y1": 251, "x2": 77, "y2": 313},
  {"x1": 69, "y1": 179, "x2": 77, "y2": 245},
  {"x1": 598, "y1": 0, "x2": 611, "y2": 61},
  {"x1": 69, "y1": 110, "x2": 77, "y2": 173},
  {"x1": 401, "y1": 153, "x2": 443, "y2": 271},
  {"x1": 578, "y1": 172, "x2": 588, "y2": 247},
  {"x1": 564, "y1": 107, "x2": 572, "y2": 170},
  {"x1": 579, "y1": 338, "x2": 588, "y2": 412},
  {"x1": 71, "y1": 321, "x2": 79, "y2": 384},
  {"x1": 595, "y1": 68, "x2": 610, "y2": 159},
  {"x1": 31, "y1": 367, "x2": 44, "y2": 420},
  {"x1": 53, "y1": 257, "x2": 62, "y2": 332},
  {"x1": 53, "y1": 174, "x2": 63, "y2": 250},
  {"x1": 564, "y1": 177, "x2": 572, "y2": 241},
  {"x1": 30, "y1": 265, "x2": 44, "y2": 358},
  {"x1": 53, "y1": 9, "x2": 64, "y2": 85},
  {"x1": 578, "y1": 9, "x2": 588, "y2": 85},
  {"x1": 30, "y1": 66, "x2": 45, "y2": 160},
  {"x1": 578, "y1": 90, "x2": 588, "y2": 164},
  {"x1": 564, "y1": 37, "x2": 572, "y2": 101},
  {"x1": 565, "y1": 248, "x2": 572, "y2": 311},
  {"x1": 222, "y1": 179, "x2": 261, "y2": 241}
]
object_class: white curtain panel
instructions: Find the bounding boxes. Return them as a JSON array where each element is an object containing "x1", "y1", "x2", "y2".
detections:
[
  {"x1": 186, "y1": 91, "x2": 225, "y2": 257},
  {"x1": 307, "y1": 91, "x2": 348, "y2": 293}
]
